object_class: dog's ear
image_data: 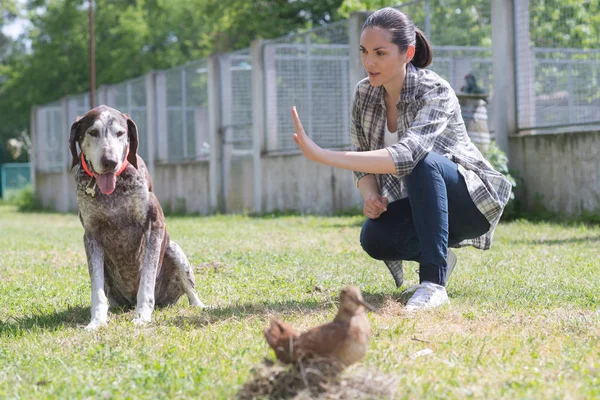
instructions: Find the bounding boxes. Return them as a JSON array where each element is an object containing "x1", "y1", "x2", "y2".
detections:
[
  {"x1": 69, "y1": 116, "x2": 83, "y2": 170},
  {"x1": 125, "y1": 114, "x2": 138, "y2": 169}
]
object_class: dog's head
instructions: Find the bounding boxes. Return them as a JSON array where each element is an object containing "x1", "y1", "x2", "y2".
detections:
[{"x1": 69, "y1": 105, "x2": 139, "y2": 194}]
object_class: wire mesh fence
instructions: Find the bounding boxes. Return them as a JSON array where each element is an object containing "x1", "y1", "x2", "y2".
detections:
[
  {"x1": 112, "y1": 76, "x2": 149, "y2": 161},
  {"x1": 164, "y1": 59, "x2": 209, "y2": 162},
  {"x1": 265, "y1": 20, "x2": 351, "y2": 153},
  {"x1": 227, "y1": 48, "x2": 253, "y2": 151},
  {"x1": 31, "y1": 0, "x2": 600, "y2": 173},
  {"x1": 35, "y1": 101, "x2": 64, "y2": 172},
  {"x1": 516, "y1": 0, "x2": 600, "y2": 131}
]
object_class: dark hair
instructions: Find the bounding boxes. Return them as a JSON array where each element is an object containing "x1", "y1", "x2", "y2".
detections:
[{"x1": 363, "y1": 7, "x2": 433, "y2": 68}]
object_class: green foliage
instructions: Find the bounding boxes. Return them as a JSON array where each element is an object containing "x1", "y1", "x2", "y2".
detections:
[
  {"x1": 529, "y1": 0, "x2": 599, "y2": 49},
  {"x1": 339, "y1": 0, "x2": 492, "y2": 46},
  {"x1": 485, "y1": 141, "x2": 516, "y2": 198},
  {"x1": 4, "y1": 185, "x2": 44, "y2": 212},
  {"x1": 483, "y1": 141, "x2": 518, "y2": 220}
]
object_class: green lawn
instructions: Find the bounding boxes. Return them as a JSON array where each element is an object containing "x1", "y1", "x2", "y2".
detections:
[{"x1": 1, "y1": 204, "x2": 599, "y2": 399}]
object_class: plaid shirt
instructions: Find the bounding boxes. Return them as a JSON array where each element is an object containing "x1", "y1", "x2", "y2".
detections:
[{"x1": 351, "y1": 63, "x2": 512, "y2": 288}]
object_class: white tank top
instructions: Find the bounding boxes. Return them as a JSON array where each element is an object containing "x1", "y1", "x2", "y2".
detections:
[{"x1": 384, "y1": 118, "x2": 398, "y2": 147}]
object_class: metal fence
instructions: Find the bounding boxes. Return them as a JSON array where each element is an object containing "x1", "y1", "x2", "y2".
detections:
[
  {"x1": 265, "y1": 20, "x2": 351, "y2": 152},
  {"x1": 32, "y1": 0, "x2": 600, "y2": 174},
  {"x1": 113, "y1": 76, "x2": 149, "y2": 161},
  {"x1": 35, "y1": 101, "x2": 64, "y2": 173},
  {"x1": 227, "y1": 49, "x2": 253, "y2": 151},
  {"x1": 163, "y1": 59, "x2": 209, "y2": 162},
  {"x1": 516, "y1": 0, "x2": 600, "y2": 131}
]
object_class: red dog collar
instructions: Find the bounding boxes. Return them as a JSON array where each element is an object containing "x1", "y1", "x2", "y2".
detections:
[{"x1": 81, "y1": 146, "x2": 130, "y2": 178}]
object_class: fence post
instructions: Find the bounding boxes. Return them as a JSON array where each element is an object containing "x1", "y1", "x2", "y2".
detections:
[
  {"x1": 349, "y1": 12, "x2": 369, "y2": 96},
  {"x1": 251, "y1": 40, "x2": 265, "y2": 214},
  {"x1": 491, "y1": 0, "x2": 516, "y2": 157},
  {"x1": 514, "y1": 0, "x2": 536, "y2": 130},
  {"x1": 144, "y1": 71, "x2": 156, "y2": 177},
  {"x1": 61, "y1": 97, "x2": 71, "y2": 212},
  {"x1": 305, "y1": 35, "x2": 313, "y2": 137},
  {"x1": 219, "y1": 54, "x2": 233, "y2": 213},
  {"x1": 29, "y1": 106, "x2": 37, "y2": 194},
  {"x1": 208, "y1": 55, "x2": 223, "y2": 213},
  {"x1": 264, "y1": 44, "x2": 278, "y2": 152},
  {"x1": 155, "y1": 71, "x2": 168, "y2": 163}
]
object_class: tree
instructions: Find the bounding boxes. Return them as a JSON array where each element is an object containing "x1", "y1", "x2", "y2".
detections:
[{"x1": 338, "y1": 0, "x2": 491, "y2": 46}]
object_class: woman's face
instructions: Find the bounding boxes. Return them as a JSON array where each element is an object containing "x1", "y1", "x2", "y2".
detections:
[{"x1": 360, "y1": 27, "x2": 413, "y2": 88}]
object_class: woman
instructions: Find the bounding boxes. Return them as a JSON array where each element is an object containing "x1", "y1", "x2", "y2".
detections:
[{"x1": 291, "y1": 7, "x2": 512, "y2": 311}]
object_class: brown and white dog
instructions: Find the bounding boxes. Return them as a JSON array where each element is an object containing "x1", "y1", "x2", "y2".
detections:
[{"x1": 69, "y1": 105, "x2": 204, "y2": 330}]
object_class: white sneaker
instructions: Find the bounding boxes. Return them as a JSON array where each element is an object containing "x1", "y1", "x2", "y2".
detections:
[{"x1": 403, "y1": 281, "x2": 449, "y2": 312}]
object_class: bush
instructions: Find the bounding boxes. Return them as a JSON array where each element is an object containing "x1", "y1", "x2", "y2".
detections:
[
  {"x1": 484, "y1": 141, "x2": 518, "y2": 220},
  {"x1": 6, "y1": 185, "x2": 44, "y2": 212}
]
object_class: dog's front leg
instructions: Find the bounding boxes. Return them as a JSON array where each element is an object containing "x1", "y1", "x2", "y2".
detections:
[
  {"x1": 133, "y1": 227, "x2": 163, "y2": 325},
  {"x1": 84, "y1": 233, "x2": 109, "y2": 330}
]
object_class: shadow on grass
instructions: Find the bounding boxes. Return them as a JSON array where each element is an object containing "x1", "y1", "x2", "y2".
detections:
[
  {"x1": 507, "y1": 235, "x2": 600, "y2": 246},
  {"x1": 0, "y1": 304, "x2": 136, "y2": 336},
  {"x1": 0, "y1": 305, "x2": 90, "y2": 336},
  {"x1": 0, "y1": 291, "x2": 407, "y2": 335},
  {"x1": 166, "y1": 290, "x2": 406, "y2": 329}
]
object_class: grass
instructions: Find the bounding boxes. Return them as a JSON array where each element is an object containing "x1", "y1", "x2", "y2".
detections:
[{"x1": 1, "y1": 203, "x2": 599, "y2": 399}]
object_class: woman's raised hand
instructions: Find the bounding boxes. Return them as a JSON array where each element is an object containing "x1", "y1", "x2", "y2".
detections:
[{"x1": 292, "y1": 106, "x2": 325, "y2": 163}]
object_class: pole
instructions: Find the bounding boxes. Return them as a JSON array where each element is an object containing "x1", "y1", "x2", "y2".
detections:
[{"x1": 89, "y1": 0, "x2": 95, "y2": 109}]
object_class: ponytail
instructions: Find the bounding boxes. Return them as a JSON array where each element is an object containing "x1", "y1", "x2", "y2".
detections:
[{"x1": 412, "y1": 28, "x2": 433, "y2": 68}]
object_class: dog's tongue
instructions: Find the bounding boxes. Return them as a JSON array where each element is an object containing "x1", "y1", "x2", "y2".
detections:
[{"x1": 96, "y1": 172, "x2": 116, "y2": 195}]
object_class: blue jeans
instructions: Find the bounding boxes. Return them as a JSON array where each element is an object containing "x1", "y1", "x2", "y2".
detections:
[{"x1": 360, "y1": 152, "x2": 490, "y2": 286}]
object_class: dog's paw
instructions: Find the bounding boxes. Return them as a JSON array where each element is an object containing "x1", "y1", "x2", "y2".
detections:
[
  {"x1": 132, "y1": 312, "x2": 152, "y2": 326},
  {"x1": 85, "y1": 319, "x2": 107, "y2": 331},
  {"x1": 190, "y1": 299, "x2": 207, "y2": 308}
]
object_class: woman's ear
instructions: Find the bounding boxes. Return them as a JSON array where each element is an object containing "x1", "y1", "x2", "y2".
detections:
[{"x1": 405, "y1": 44, "x2": 416, "y2": 63}]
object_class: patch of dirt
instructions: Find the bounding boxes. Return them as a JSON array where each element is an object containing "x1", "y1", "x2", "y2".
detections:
[{"x1": 237, "y1": 358, "x2": 398, "y2": 399}]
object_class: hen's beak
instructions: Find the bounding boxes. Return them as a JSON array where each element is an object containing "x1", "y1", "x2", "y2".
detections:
[{"x1": 357, "y1": 298, "x2": 378, "y2": 313}]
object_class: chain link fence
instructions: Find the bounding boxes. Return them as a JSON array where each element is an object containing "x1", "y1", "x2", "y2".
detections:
[
  {"x1": 164, "y1": 59, "x2": 209, "y2": 162},
  {"x1": 265, "y1": 20, "x2": 351, "y2": 153},
  {"x1": 35, "y1": 101, "x2": 64, "y2": 172},
  {"x1": 31, "y1": 0, "x2": 600, "y2": 173},
  {"x1": 227, "y1": 48, "x2": 253, "y2": 151},
  {"x1": 516, "y1": 0, "x2": 600, "y2": 131},
  {"x1": 112, "y1": 76, "x2": 149, "y2": 161}
]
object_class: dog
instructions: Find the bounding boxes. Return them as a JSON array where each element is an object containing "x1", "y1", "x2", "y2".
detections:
[{"x1": 69, "y1": 105, "x2": 205, "y2": 330}]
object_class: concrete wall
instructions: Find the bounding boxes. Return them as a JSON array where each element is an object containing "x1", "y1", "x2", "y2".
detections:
[
  {"x1": 35, "y1": 172, "x2": 65, "y2": 211},
  {"x1": 35, "y1": 171, "x2": 77, "y2": 213},
  {"x1": 37, "y1": 129, "x2": 600, "y2": 217},
  {"x1": 35, "y1": 153, "x2": 362, "y2": 216},
  {"x1": 261, "y1": 154, "x2": 363, "y2": 214},
  {"x1": 152, "y1": 161, "x2": 211, "y2": 214},
  {"x1": 509, "y1": 129, "x2": 600, "y2": 215}
]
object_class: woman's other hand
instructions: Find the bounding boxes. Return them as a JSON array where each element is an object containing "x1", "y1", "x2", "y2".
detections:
[
  {"x1": 364, "y1": 194, "x2": 389, "y2": 219},
  {"x1": 292, "y1": 106, "x2": 325, "y2": 163}
]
